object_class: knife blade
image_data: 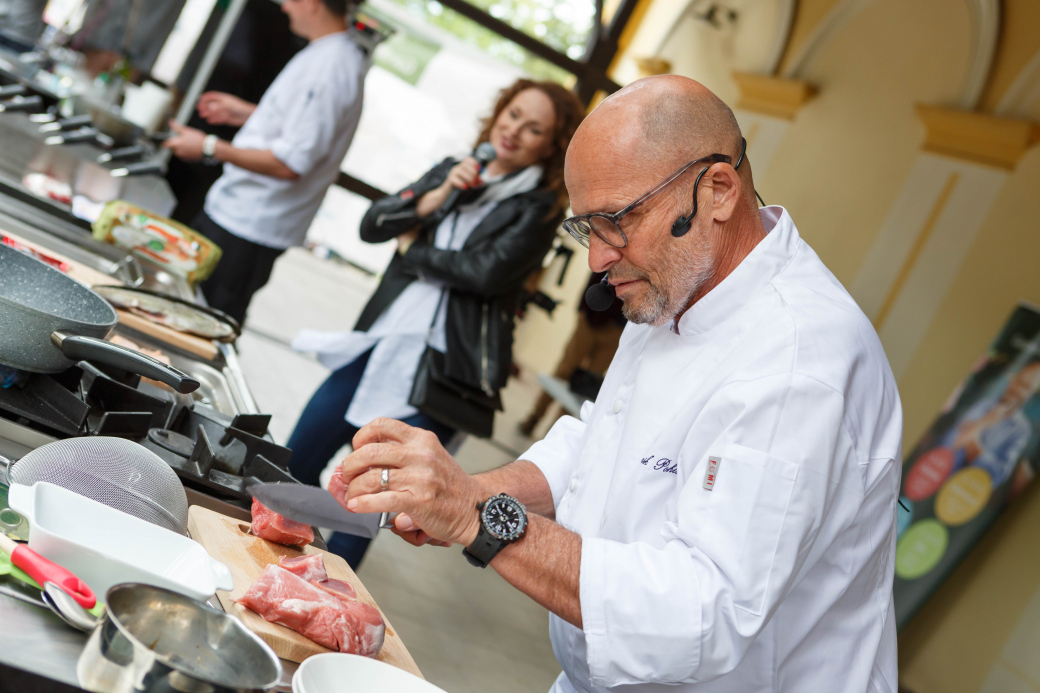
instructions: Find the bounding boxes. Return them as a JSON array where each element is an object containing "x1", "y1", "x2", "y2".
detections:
[{"x1": 249, "y1": 483, "x2": 389, "y2": 539}]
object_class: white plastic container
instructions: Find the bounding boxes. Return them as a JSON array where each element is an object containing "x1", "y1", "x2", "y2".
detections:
[
  {"x1": 293, "y1": 653, "x2": 447, "y2": 693},
  {"x1": 8, "y1": 482, "x2": 232, "y2": 601}
]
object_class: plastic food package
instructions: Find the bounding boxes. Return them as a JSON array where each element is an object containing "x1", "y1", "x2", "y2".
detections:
[{"x1": 91, "y1": 201, "x2": 222, "y2": 286}]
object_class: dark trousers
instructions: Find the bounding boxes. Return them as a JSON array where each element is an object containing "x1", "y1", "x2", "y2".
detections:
[
  {"x1": 287, "y1": 348, "x2": 456, "y2": 569},
  {"x1": 193, "y1": 211, "x2": 285, "y2": 325}
]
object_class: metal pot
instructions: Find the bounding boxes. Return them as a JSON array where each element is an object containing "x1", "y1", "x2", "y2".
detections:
[
  {"x1": 0, "y1": 242, "x2": 199, "y2": 393},
  {"x1": 77, "y1": 583, "x2": 283, "y2": 693}
]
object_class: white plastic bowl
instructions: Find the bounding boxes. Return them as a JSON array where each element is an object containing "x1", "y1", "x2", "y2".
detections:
[
  {"x1": 293, "y1": 653, "x2": 448, "y2": 693},
  {"x1": 7, "y1": 482, "x2": 232, "y2": 601}
]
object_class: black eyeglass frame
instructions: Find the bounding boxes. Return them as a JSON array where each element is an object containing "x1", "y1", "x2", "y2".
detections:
[{"x1": 563, "y1": 137, "x2": 749, "y2": 249}]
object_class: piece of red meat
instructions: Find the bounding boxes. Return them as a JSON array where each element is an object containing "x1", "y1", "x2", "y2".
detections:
[
  {"x1": 314, "y1": 578, "x2": 357, "y2": 602},
  {"x1": 327, "y1": 467, "x2": 350, "y2": 511},
  {"x1": 251, "y1": 497, "x2": 314, "y2": 547},
  {"x1": 278, "y1": 554, "x2": 328, "y2": 582},
  {"x1": 238, "y1": 565, "x2": 385, "y2": 657}
]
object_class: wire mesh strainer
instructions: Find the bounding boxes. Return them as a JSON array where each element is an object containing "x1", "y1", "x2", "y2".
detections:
[{"x1": 0, "y1": 437, "x2": 188, "y2": 535}]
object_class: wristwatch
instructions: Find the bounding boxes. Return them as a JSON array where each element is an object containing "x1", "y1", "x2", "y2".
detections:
[
  {"x1": 463, "y1": 493, "x2": 528, "y2": 568},
  {"x1": 202, "y1": 134, "x2": 219, "y2": 165}
]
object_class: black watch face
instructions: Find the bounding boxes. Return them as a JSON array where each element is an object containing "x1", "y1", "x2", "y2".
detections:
[{"x1": 482, "y1": 495, "x2": 527, "y2": 542}]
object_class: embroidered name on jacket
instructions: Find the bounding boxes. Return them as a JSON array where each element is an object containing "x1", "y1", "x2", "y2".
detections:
[{"x1": 640, "y1": 455, "x2": 677, "y2": 474}]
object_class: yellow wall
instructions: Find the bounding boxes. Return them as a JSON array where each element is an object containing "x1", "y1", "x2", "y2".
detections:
[
  {"x1": 755, "y1": 0, "x2": 972, "y2": 284},
  {"x1": 776, "y1": 0, "x2": 843, "y2": 75},
  {"x1": 979, "y1": 0, "x2": 1040, "y2": 112}
]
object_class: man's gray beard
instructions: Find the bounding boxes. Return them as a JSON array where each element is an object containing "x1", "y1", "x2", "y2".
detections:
[{"x1": 621, "y1": 233, "x2": 715, "y2": 327}]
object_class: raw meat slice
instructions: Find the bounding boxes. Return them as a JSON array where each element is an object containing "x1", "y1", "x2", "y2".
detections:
[
  {"x1": 314, "y1": 578, "x2": 357, "y2": 602},
  {"x1": 328, "y1": 467, "x2": 350, "y2": 511},
  {"x1": 238, "y1": 565, "x2": 385, "y2": 657},
  {"x1": 251, "y1": 497, "x2": 314, "y2": 547},
  {"x1": 278, "y1": 554, "x2": 327, "y2": 582}
]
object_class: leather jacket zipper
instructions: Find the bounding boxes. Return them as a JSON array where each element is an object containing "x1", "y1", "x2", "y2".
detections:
[{"x1": 480, "y1": 302, "x2": 493, "y2": 396}]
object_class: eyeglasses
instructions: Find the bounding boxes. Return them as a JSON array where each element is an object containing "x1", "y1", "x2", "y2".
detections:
[{"x1": 563, "y1": 137, "x2": 747, "y2": 249}]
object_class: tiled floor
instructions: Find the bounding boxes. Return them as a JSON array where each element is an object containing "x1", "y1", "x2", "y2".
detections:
[{"x1": 238, "y1": 249, "x2": 562, "y2": 692}]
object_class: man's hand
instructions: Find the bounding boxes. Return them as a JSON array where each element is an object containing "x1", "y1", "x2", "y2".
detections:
[
  {"x1": 162, "y1": 121, "x2": 207, "y2": 161},
  {"x1": 340, "y1": 419, "x2": 489, "y2": 547},
  {"x1": 197, "y1": 91, "x2": 256, "y2": 127}
]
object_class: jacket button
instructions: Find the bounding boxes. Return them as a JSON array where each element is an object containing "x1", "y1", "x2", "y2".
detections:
[{"x1": 613, "y1": 399, "x2": 622, "y2": 414}]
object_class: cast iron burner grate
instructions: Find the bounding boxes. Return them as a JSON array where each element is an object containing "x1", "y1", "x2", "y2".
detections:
[{"x1": 140, "y1": 407, "x2": 297, "y2": 504}]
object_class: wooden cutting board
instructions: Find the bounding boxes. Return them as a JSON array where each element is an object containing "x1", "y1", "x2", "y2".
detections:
[{"x1": 186, "y1": 506, "x2": 423, "y2": 678}]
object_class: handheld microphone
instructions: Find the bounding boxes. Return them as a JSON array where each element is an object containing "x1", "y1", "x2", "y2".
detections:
[
  {"x1": 441, "y1": 142, "x2": 498, "y2": 213},
  {"x1": 585, "y1": 275, "x2": 616, "y2": 312}
]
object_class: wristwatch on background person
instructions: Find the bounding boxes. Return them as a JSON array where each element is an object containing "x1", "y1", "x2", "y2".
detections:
[
  {"x1": 463, "y1": 493, "x2": 528, "y2": 568},
  {"x1": 202, "y1": 135, "x2": 219, "y2": 165}
]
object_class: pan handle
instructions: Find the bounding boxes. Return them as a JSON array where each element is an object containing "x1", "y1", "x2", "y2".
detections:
[{"x1": 51, "y1": 332, "x2": 201, "y2": 394}]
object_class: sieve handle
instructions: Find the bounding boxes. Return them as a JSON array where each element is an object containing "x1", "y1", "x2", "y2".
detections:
[{"x1": 0, "y1": 454, "x2": 11, "y2": 486}]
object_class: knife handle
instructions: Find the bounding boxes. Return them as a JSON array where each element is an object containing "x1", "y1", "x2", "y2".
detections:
[{"x1": 378, "y1": 512, "x2": 401, "y2": 529}]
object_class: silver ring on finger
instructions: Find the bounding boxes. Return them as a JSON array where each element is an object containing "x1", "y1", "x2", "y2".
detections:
[{"x1": 380, "y1": 467, "x2": 390, "y2": 493}]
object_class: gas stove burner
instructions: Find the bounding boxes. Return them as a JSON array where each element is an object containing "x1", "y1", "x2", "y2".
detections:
[
  {"x1": 141, "y1": 412, "x2": 298, "y2": 504},
  {"x1": 148, "y1": 428, "x2": 195, "y2": 457},
  {"x1": 0, "y1": 349, "x2": 297, "y2": 508}
]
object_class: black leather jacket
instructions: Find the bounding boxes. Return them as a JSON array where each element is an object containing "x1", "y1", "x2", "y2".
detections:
[{"x1": 356, "y1": 159, "x2": 560, "y2": 394}]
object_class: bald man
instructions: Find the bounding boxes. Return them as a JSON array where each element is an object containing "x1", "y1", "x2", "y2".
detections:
[{"x1": 336, "y1": 76, "x2": 903, "y2": 692}]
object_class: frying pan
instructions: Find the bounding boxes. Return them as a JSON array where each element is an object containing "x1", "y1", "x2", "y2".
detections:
[{"x1": 0, "y1": 243, "x2": 199, "y2": 393}]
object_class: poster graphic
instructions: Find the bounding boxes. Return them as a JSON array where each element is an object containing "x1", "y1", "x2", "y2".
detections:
[{"x1": 894, "y1": 304, "x2": 1040, "y2": 628}]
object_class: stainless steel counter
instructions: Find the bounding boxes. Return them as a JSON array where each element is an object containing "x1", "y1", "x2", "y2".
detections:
[
  {"x1": 0, "y1": 111, "x2": 176, "y2": 218},
  {"x1": 0, "y1": 203, "x2": 295, "y2": 691}
]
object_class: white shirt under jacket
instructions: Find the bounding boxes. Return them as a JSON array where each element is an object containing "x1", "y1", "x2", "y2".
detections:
[{"x1": 521, "y1": 207, "x2": 903, "y2": 693}]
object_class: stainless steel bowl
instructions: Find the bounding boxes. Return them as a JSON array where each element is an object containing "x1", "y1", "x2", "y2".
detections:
[{"x1": 77, "y1": 583, "x2": 282, "y2": 693}]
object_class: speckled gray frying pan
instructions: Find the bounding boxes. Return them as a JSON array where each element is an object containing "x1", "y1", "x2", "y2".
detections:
[{"x1": 0, "y1": 243, "x2": 199, "y2": 393}]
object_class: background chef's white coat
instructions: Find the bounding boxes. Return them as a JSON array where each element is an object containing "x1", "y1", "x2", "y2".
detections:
[
  {"x1": 522, "y1": 207, "x2": 903, "y2": 692},
  {"x1": 205, "y1": 32, "x2": 370, "y2": 250}
]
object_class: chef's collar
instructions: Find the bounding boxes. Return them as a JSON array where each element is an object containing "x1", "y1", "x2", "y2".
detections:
[{"x1": 672, "y1": 205, "x2": 796, "y2": 337}]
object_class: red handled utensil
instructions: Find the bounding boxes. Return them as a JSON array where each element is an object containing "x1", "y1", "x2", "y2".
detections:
[{"x1": 0, "y1": 533, "x2": 96, "y2": 609}]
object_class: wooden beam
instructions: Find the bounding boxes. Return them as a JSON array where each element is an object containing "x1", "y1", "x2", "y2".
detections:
[
  {"x1": 435, "y1": 0, "x2": 619, "y2": 97},
  {"x1": 335, "y1": 172, "x2": 387, "y2": 201}
]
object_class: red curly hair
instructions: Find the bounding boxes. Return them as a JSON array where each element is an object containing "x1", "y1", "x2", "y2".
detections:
[{"x1": 474, "y1": 79, "x2": 584, "y2": 215}]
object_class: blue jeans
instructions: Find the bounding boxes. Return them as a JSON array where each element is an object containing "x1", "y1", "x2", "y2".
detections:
[{"x1": 286, "y1": 348, "x2": 456, "y2": 569}]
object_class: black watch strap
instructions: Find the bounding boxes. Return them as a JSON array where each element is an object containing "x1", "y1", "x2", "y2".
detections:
[{"x1": 463, "y1": 523, "x2": 504, "y2": 568}]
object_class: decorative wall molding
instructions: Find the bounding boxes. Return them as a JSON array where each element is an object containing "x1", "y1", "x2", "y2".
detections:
[
  {"x1": 848, "y1": 154, "x2": 1008, "y2": 380},
  {"x1": 995, "y1": 47, "x2": 1040, "y2": 119},
  {"x1": 733, "y1": 71, "x2": 816, "y2": 119},
  {"x1": 915, "y1": 104, "x2": 1040, "y2": 170},
  {"x1": 764, "y1": 0, "x2": 798, "y2": 76},
  {"x1": 782, "y1": 0, "x2": 998, "y2": 109}
]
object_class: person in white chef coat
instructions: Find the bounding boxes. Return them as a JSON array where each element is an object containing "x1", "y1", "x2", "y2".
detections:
[
  {"x1": 163, "y1": 0, "x2": 369, "y2": 324},
  {"x1": 335, "y1": 75, "x2": 904, "y2": 693}
]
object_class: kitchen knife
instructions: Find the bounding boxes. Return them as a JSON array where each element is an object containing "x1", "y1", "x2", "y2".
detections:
[{"x1": 248, "y1": 483, "x2": 392, "y2": 539}]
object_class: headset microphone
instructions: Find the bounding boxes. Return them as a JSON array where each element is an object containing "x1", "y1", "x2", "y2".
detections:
[
  {"x1": 671, "y1": 165, "x2": 713, "y2": 238},
  {"x1": 585, "y1": 275, "x2": 616, "y2": 312}
]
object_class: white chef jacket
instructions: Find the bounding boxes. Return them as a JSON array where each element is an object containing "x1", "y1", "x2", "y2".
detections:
[
  {"x1": 521, "y1": 207, "x2": 903, "y2": 692},
  {"x1": 205, "y1": 31, "x2": 369, "y2": 249}
]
